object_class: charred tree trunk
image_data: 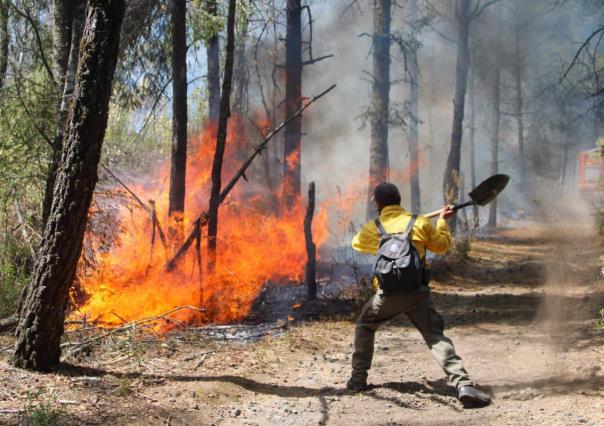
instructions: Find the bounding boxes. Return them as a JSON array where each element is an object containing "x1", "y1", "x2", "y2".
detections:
[
  {"x1": 283, "y1": 0, "x2": 303, "y2": 204},
  {"x1": 42, "y1": 0, "x2": 86, "y2": 228},
  {"x1": 305, "y1": 182, "x2": 316, "y2": 300},
  {"x1": 487, "y1": 66, "x2": 500, "y2": 229},
  {"x1": 168, "y1": 0, "x2": 188, "y2": 218},
  {"x1": 10, "y1": 0, "x2": 125, "y2": 371},
  {"x1": 443, "y1": 0, "x2": 471, "y2": 232},
  {"x1": 468, "y1": 67, "x2": 478, "y2": 228},
  {"x1": 408, "y1": 48, "x2": 420, "y2": 213},
  {"x1": 0, "y1": 0, "x2": 8, "y2": 90},
  {"x1": 206, "y1": 0, "x2": 221, "y2": 122},
  {"x1": 207, "y1": 0, "x2": 236, "y2": 264},
  {"x1": 366, "y1": 0, "x2": 391, "y2": 219}
]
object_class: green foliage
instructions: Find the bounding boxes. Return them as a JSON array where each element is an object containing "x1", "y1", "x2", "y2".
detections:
[
  {"x1": 597, "y1": 308, "x2": 604, "y2": 329},
  {"x1": 112, "y1": 377, "x2": 134, "y2": 397},
  {"x1": 0, "y1": 262, "x2": 28, "y2": 317},
  {"x1": 453, "y1": 237, "x2": 472, "y2": 261},
  {"x1": 22, "y1": 389, "x2": 67, "y2": 426}
]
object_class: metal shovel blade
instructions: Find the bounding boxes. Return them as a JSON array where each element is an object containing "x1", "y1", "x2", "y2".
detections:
[{"x1": 469, "y1": 174, "x2": 510, "y2": 206}]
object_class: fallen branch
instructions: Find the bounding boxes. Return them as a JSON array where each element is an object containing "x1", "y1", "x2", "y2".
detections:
[
  {"x1": 63, "y1": 305, "x2": 206, "y2": 359},
  {"x1": 100, "y1": 163, "x2": 168, "y2": 251},
  {"x1": 165, "y1": 84, "x2": 337, "y2": 271}
]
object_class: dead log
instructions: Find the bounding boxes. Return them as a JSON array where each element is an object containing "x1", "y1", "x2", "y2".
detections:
[
  {"x1": 165, "y1": 84, "x2": 336, "y2": 272},
  {"x1": 304, "y1": 182, "x2": 316, "y2": 300},
  {"x1": 0, "y1": 315, "x2": 18, "y2": 332}
]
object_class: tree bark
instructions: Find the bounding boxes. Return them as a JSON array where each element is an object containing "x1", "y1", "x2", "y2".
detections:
[
  {"x1": 43, "y1": 0, "x2": 86, "y2": 229},
  {"x1": 468, "y1": 67, "x2": 478, "y2": 228},
  {"x1": 206, "y1": 0, "x2": 221, "y2": 122},
  {"x1": 487, "y1": 66, "x2": 500, "y2": 229},
  {"x1": 207, "y1": 0, "x2": 236, "y2": 265},
  {"x1": 443, "y1": 0, "x2": 471, "y2": 231},
  {"x1": 304, "y1": 182, "x2": 316, "y2": 300},
  {"x1": 283, "y1": 0, "x2": 303, "y2": 204},
  {"x1": 0, "y1": 0, "x2": 8, "y2": 90},
  {"x1": 366, "y1": 0, "x2": 391, "y2": 219},
  {"x1": 408, "y1": 48, "x2": 420, "y2": 213},
  {"x1": 10, "y1": 0, "x2": 126, "y2": 372},
  {"x1": 168, "y1": 0, "x2": 188, "y2": 218},
  {"x1": 513, "y1": 22, "x2": 525, "y2": 185}
]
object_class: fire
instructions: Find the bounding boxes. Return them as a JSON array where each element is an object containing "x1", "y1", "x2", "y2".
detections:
[{"x1": 74, "y1": 115, "x2": 329, "y2": 330}]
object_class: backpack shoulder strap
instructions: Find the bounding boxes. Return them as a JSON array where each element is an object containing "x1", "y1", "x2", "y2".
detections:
[
  {"x1": 404, "y1": 214, "x2": 418, "y2": 237},
  {"x1": 374, "y1": 218, "x2": 389, "y2": 237}
]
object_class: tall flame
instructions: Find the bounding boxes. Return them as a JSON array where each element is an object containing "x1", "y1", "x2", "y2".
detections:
[{"x1": 74, "y1": 115, "x2": 329, "y2": 329}]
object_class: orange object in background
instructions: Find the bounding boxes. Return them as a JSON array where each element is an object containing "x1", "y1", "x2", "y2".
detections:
[{"x1": 578, "y1": 147, "x2": 604, "y2": 201}]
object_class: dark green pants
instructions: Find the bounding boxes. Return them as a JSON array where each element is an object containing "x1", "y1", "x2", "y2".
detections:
[{"x1": 351, "y1": 288, "x2": 472, "y2": 389}]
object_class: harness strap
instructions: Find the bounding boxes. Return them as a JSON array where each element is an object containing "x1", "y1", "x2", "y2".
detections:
[
  {"x1": 375, "y1": 214, "x2": 418, "y2": 238},
  {"x1": 374, "y1": 218, "x2": 389, "y2": 236},
  {"x1": 405, "y1": 214, "x2": 418, "y2": 237}
]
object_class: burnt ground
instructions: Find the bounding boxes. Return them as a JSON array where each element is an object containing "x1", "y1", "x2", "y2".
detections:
[{"x1": 0, "y1": 222, "x2": 603, "y2": 425}]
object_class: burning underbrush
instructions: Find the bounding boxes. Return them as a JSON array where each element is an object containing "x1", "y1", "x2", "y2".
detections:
[{"x1": 71, "y1": 115, "x2": 340, "y2": 331}]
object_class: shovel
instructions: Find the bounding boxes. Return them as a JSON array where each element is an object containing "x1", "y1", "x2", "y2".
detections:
[{"x1": 422, "y1": 174, "x2": 510, "y2": 219}]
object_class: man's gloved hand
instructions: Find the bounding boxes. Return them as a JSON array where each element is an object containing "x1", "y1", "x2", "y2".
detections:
[{"x1": 439, "y1": 204, "x2": 456, "y2": 219}]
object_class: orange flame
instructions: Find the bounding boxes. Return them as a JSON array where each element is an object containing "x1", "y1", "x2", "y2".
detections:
[{"x1": 74, "y1": 115, "x2": 328, "y2": 330}]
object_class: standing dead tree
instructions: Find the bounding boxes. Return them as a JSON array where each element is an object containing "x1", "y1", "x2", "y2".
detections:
[
  {"x1": 10, "y1": 0, "x2": 126, "y2": 372},
  {"x1": 207, "y1": 0, "x2": 237, "y2": 268},
  {"x1": 304, "y1": 181, "x2": 316, "y2": 300},
  {"x1": 168, "y1": 0, "x2": 188, "y2": 221}
]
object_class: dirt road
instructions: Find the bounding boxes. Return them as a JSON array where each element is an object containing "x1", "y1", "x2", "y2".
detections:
[{"x1": 1, "y1": 223, "x2": 603, "y2": 425}]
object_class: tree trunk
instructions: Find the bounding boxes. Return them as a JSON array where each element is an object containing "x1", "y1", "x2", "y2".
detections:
[
  {"x1": 10, "y1": 0, "x2": 125, "y2": 372},
  {"x1": 443, "y1": 0, "x2": 471, "y2": 231},
  {"x1": 207, "y1": 0, "x2": 236, "y2": 265},
  {"x1": 283, "y1": 0, "x2": 303, "y2": 204},
  {"x1": 408, "y1": 48, "x2": 420, "y2": 213},
  {"x1": 366, "y1": 0, "x2": 391, "y2": 219},
  {"x1": 168, "y1": 0, "x2": 188, "y2": 218},
  {"x1": 43, "y1": 0, "x2": 86, "y2": 228},
  {"x1": 513, "y1": 24, "x2": 525, "y2": 185},
  {"x1": 487, "y1": 66, "x2": 500, "y2": 229},
  {"x1": 304, "y1": 182, "x2": 316, "y2": 300},
  {"x1": 0, "y1": 0, "x2": 8, "y2": 90},
  {"x1": 468, "y1": 67, "x2": 478, "y2": 228},
  {"x1": 233, "y1": 16, "x2": 249, "y2": 115},
  {"x1": 206, "y1": 0, "x2": 220, "y2": 122}
]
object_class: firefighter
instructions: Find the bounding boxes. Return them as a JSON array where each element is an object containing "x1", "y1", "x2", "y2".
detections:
[{"x1": 346, "y1": 182, "x2": 491, "y2": 408}]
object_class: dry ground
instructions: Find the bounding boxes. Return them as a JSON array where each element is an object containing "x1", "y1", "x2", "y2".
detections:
[{"x1": 0, "y1": 222, "x2": 603, "y2": 425}]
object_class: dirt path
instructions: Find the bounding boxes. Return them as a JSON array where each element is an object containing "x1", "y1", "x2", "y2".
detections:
[{"x1": 1, "y1": 223, "x2": 603, "y2": 425}]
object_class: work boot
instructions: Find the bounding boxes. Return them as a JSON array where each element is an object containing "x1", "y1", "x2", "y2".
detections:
[
  {"x1": 458, "y1": 385, "x2": 491, "y2": 408},
  {"x1": 346, "y1": 374, "x2": 368, "y2": 392}
]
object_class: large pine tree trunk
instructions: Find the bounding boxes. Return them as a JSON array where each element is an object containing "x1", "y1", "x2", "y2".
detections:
[
  {"x1": 207, "y1": 0, "x2": 236, "y2": 265},
  {"x1": 443, "y1": 0, "x2": 471, "y2": 231},
  {"x1": 43, "y1": 0, "x2": 86, "y2": 228},
  {"x1": 206, "y1": 0, "x2": 220, "y2": 122},
  {"x1": 10, "y1": 0, "x2": 125, "y2": 372},
  {"x1": 168, "y1": 0, "x2": 188, "y2": 217},
  {"x1": 366, "y1": 0, "x2": 391, "y2": 219},
  {"x1": 487, "y1": 66, "x2": 501, "y2": 229},
  {"x1": 0, "y1": 0, "x2": 8, "y2": 90},
  {"x1": 283, "y1": 0, "x2": 303, "y2": 203},
  {"x1": 408, "y1": 48, "x2": 420, "y2": 213}
]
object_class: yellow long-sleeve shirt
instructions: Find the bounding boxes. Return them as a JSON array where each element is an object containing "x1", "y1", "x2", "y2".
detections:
[{"x1": 351, "y1": 205, "x2": 452, "y2": 257}]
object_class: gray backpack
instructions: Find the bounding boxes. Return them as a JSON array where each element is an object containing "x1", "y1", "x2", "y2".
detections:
[{"x1": 374, "y1": 214, "x2": 424, "y2": 291}]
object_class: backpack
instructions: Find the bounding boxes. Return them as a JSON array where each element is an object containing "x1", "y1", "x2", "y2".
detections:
[{"x1": 373, "y1": 214, "x2": 425, "y2": 292}]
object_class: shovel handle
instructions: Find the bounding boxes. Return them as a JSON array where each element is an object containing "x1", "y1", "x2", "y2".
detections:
[{"x1": 421, "y1": 201, "x2": 475, "y2": 219}]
